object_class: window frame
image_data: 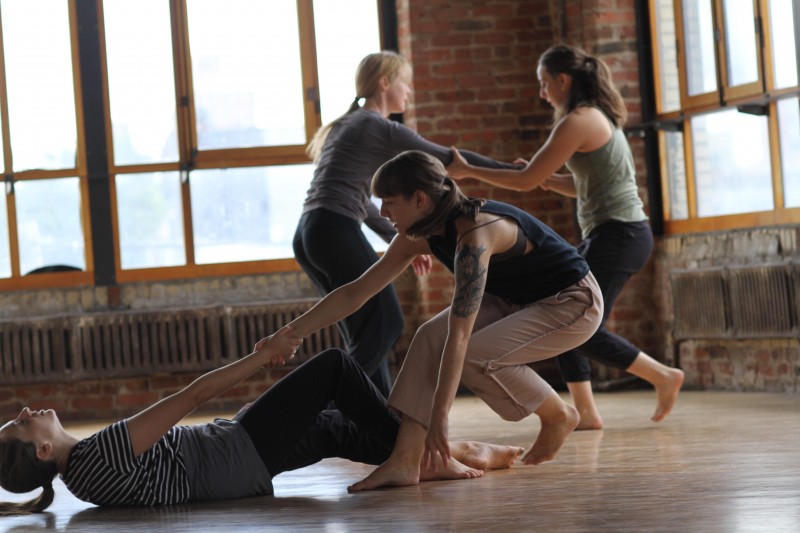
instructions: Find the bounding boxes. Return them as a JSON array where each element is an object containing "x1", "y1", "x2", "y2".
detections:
[
  {"x1": 0, "y1": 0, "x2": 94, "y2": 291},
  {"x1": 101, "y1": 0, "x2": 324, "y2": 283},
  {"x1": 649, "y1": 0, "x2": 800, "y2": 235}
]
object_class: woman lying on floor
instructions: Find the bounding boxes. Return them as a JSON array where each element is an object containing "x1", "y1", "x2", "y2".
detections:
[{"x1": 0, "y1": 330, "x2": 522, "y2": 515}]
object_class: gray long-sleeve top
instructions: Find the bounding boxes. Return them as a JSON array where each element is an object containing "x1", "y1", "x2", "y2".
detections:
[{"x1": 303, "y1": 108, "x2": 517, "y2": 242}]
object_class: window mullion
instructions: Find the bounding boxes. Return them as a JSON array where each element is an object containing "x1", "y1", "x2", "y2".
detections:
[
  {"x1": 767, "y1": 101, "x2": 785, "y2": 210},
  {"x1": 0, "y1": 5, "x2": 17, "y2": 278},
  {"x1": 5, "y1": 178, "x2": 18, "y2": 278},
  {"x1": 171, "y1": 0, "x2": 196, "y2": 267},
  {"x1": 296, "y1": 0, "x2": 321, "y2": 145},
  {"x1": 682, "y1": 121, "x2": 698, "y2": 219}
]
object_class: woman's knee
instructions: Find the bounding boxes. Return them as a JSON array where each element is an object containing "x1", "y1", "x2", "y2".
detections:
[{"x1": 309, "y1": 348, "x2": 350, "y2": 372}]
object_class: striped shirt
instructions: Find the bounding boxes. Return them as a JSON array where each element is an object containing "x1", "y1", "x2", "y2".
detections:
[{"x1": 62, "y1": 421, "x2": 191, "y2": 506}]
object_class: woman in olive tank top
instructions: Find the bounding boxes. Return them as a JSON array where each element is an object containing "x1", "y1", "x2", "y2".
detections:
[{"x1": 447, "y1": 44, "x2": 684, "y2": 430}]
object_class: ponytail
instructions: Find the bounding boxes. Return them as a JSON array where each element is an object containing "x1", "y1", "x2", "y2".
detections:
[
  {"x1": 0, "y1": 439, "x2": 58, "y2": 515},
  {"x1": 305, "y1": 96, "x2": 362, "y2": 162},
  {"x1": 539, "y1": 44, "x2": 627, "y2": 127},
  {"x1": 306, "y1": 51, "x2": 411, "y2": 162}
]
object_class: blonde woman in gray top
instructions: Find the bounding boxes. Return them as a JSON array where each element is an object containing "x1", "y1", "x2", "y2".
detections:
[
  {"x1": 448, "y1": 44, "x2": 684, "y2": 430},
  {"x1": 297, "y1": 51, "x2": 516, "y2": 396}
]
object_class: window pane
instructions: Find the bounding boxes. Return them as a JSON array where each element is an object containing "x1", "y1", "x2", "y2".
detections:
[
  {"x1": 664, "y1": 131, "x2": 688, "y2": 220},
  {"x1": 116, "y1": 172, "x2": 185, "y2": 269},
  {"x1": 721, "y1": 0, "x2": 758, "y2": 87},
  {"x1": 190, "y1": 165, "x2": 313, "y2": 263},
  {"x1": 691, "y1": 109, "x2": 772, "y2": 217},
  {"x1": 313, "y1": 0, "x2": 380, "y2": 124},
  {"x1": 653, "y1": 0, "x2": 681, "y2": 112},
  {"x1": 16, "y1": 178, "x2": 85, "y2": 274},
  {"x1": 2, "y1": 0, "x2": 77, "y2": 171},
  {"x1": 769, "y1": 0, "x2": 799, "y2": 89},
  {"x1": 0, "y1": 193, "x2": 10, "y2": 277},
  {"x1": 103, "y1": 0, "x2": 179, "y2": 166},
  {"x1": 682, "y1": 0, "x2": 717, "y2": 96},
  {"x1": 777, "y1": 97, "x2": 800, "y2": 208},
  {"x1": 186, "y1": 0, "x2": 306, "y2": 150}
]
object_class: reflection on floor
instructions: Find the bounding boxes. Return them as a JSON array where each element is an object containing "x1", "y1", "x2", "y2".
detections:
[{"x1": 2, "y1": 390, "x2": 800, "y2": 532}]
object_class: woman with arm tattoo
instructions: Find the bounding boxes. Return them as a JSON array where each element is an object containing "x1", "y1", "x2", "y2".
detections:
[{"x1": 257, "y1": 150, "x2": 603, "y2": 492}]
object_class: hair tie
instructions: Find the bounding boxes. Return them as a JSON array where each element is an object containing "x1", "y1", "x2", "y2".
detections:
[{"x1": 353, "y1": 96, "x2": 363, "y2": 105}]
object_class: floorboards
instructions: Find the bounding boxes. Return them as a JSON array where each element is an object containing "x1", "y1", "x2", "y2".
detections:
[{"x1": 2, "y1": 390, "x2": 799, "y2": 532}]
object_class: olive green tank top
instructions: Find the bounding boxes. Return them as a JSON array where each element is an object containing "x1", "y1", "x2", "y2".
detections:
[{"x1": 565, "y1": 115, "x2": 648, "y2": 239}]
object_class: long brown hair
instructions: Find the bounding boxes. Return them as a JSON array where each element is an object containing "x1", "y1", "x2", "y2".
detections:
[
  {"x1": 371, "y1": 150, "x2": 484, "y2": 240},
  {"x1": 306, "y1": 51, "x2": 411, "y2": 162},
  {"x1": 0, "y1": 438, "x2": 57, "y2": 515},
  {"x1": 538, "y1": 44, "x2": 627, "y2": 127}
]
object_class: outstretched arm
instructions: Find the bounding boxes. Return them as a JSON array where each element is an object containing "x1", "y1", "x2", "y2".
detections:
[
  {"x1": 257, "y1": 235, "x2": 430, "y2": 365},
  {"x1": 125, "y1": 327, "x2": 300, "y2": 457},
  {"x1": 446, "y1": 112, "x2": 590, "y2": 191}
]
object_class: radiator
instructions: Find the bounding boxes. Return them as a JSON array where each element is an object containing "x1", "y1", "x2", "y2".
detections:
[
  {"x1": 0, "y1": 299, "x2": 343, "y2": 385},
  {"x1": 672, "y1": 263, "x2": 799, "y2": 340}
]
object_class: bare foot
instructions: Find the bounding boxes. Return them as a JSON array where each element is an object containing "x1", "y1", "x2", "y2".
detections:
[
  {"x1": 348, "y1": 456, "x2": 420, "y2": 492},
  {"x1": 651, "y1": 368, "x2": 685, "y2": 422},
  {"x1": 451, "y1": 441, "x2": 524, "y2": 470},
  {"x1": 521, "y1": 404, "x2": 579, "y2": 465},
  {"x1": 348, "y1": 454, "x2": 483, "y2": 492},
  {"x1": 419, "y1": 456, "x2": 484, "y2": 482},
  {"x1": 575, "y1": 410, "x2": 604, "y2": 431}
]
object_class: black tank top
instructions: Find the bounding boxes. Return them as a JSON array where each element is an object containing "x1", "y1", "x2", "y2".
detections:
[{"x1": 426, "y1": 200, "x2": 589, "y2": 305}]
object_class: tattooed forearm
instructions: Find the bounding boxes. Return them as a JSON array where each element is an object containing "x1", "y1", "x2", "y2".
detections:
[{"x1": 452, "y1": 244, "x2": 487, "y2": 318}]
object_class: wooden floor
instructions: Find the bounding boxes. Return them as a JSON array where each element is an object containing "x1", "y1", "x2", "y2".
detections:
[{"x1": 3, "y1": 390, "x2": 800, "y2": 532}]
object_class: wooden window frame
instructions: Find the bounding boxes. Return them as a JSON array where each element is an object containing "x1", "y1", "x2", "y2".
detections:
[
  {"x1": 650, "y1": 0, "x2": 800, "y2": 235},
  {"x1": 0, "y1": 0, "x2": 94, "y2": 291}
]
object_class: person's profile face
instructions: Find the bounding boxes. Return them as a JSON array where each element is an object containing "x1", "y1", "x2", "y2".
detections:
[
  {"x1": 0, "y1": 407, "x2": 60, "y2": 444},
  {"x1": 379, "y1": 193, "x2": 421, "y2": 236},
  {"x1": 537, "y1": 65, "x2": 568, "y2": 110}
]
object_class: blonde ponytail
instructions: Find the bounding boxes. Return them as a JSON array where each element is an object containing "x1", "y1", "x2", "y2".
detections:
[{"x1": 306, "y1": 51, "x2": 411, "y2": 162}]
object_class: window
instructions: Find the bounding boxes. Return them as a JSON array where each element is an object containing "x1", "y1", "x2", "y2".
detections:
[
  {"x1": 0, "y1": 0, "x2": 91, "y2": 288},
  {"x1": 649, "y1": 0, "x2": 800, "y2": 233},
  {"x1": 0, "y1": 0, "x2": 386, "y2": 289},
  {"x1": 102, "y1": 0, "x2": 383, "y2": 282}
]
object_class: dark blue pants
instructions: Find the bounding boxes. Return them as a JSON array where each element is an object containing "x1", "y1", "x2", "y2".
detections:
[
  {"x1": 293, "y1": 208, "x2": 403, "y2": 396},
  {"x1": 556, "y1": 221, "x2": 654, "y2": 382},
  {"x1": 236, "y1": 349, "x2": 399, "y2": 476}
]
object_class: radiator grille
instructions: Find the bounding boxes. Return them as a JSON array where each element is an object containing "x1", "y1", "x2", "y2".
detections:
[
  {"x1": 0, "y1": 299, "x2": 343, "y2": 385},
  {"x1": 672, "y1": 264, "x2": 798, "y2": 340},
  {"x1": 672, "y1": 268, "x2": 729, "y2": 339},
  {"x1": 0, "y1": 317, "x2": 70, "y2": 383},
  {"x1": 728, "y1": 265, "x2": 794, "y2": 337}
]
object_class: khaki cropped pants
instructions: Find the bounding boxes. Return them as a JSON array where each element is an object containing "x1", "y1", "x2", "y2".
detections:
[{"x1": 388, "y1": 273, "x2": 603, "y2": 426}]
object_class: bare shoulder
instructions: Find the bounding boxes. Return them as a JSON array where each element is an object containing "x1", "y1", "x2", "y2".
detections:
[
  {"x1": 562, "y1": 107, "x2": 613, "y2": 151},
  {"x1": 454, "y1": 213, "x2": 517, "y2": 254}
]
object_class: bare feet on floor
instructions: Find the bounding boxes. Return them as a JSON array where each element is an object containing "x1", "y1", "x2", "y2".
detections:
[
  {"x1": 348, "y1": 455, "x2": 483, "y2": 492},
  {"x1": 451, "y1": 441, "x2": 525, "y2": 470},
  {"x1": 521, "y1": 404, "x2": 579, "y2": 465},
  {"x1": 651, "y1": 368, "x2": 685, "y2": 422}
]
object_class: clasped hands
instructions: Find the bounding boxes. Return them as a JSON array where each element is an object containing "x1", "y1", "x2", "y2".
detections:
[{"x1": 254, "y1": 325, "x2": 302, "y2": 368}]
